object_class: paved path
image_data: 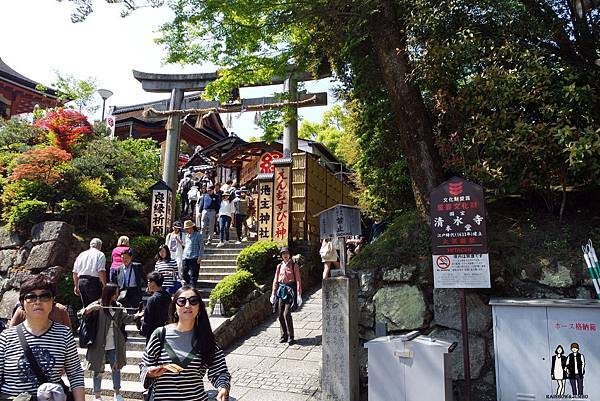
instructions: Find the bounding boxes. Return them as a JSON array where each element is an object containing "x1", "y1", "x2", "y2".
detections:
[{"x1": 205, "y1": 287, "x2": 323, "y2": 401}]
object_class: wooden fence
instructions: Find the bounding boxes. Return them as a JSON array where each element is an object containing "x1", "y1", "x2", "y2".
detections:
[{"x1": 291, "y1": 152, "x2": 354, "y2": 242}]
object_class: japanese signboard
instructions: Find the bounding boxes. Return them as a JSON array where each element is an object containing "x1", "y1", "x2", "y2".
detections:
[
  {"x1": 273, "y1": 165, "x2": 291, "y2": 244},
  {"x1": 432, "y1": 254, "x2": 490, "y2": 288},
  {"x1": 259, "y1": 151, "x2": 283, "y2": 174},
  {"x1": 149, "y1": 180, "x2": 173, "y2": 237},
  {"x1": 430, "y1": 177, "x2": 490, "y2": 288},
  {"x1": 318, "y1": 205, "x2": 361, "y2": 239},
  {"x1": 257, "y1": 178, "x2": 274, "y2": 240}
]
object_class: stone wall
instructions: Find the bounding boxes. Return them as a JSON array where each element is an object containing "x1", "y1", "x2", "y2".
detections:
[
  {"x1": 0, "y1": 221, "x2": 79, "y2": 319},
  {"x1": 354, "y1": 247, "x2": 593, "y2": 401}
]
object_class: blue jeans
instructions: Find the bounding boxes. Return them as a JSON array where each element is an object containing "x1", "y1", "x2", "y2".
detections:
[
  {"x1": 93, "y1": 349, "x2": 121, "y2": 393},
  {"x1": 219, "y1": 215, "x2": 231, "y2": 242}
]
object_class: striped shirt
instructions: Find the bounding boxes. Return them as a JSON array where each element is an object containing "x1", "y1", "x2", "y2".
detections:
[
  {"x1": 0, "y1": 322, "x2": 84, "y2": 395},
  {"x1": 155, "y1": 259, "x2": 178, "y2": 289},
  {"x1": 140, "y1": 325, "x2": 230, "y2": 401}
]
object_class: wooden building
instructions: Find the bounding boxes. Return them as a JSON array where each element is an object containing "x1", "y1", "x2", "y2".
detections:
[{"x1": 0, "y1": 58, "x2": 62, "y2": 119}]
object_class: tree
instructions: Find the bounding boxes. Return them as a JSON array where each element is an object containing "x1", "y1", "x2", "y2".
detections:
[
  {"x1": 34, "y1": 108, "x2": 93, "y2": 153},
  {"x1": 9, "y1": 147, "x2": 71, "y2": 185},
  {"x1": 52, "y1": 72, "x2": 99, "y2": 115}
]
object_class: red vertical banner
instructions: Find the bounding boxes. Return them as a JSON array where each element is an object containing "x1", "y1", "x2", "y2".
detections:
[{"x1": 274, "y1": 165, "x2": 291, "y2": 244}]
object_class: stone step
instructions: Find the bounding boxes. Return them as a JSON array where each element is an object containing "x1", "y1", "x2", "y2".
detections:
[
  {"x1": 202, "y1": 251, "x2": 240, "y2": 257},
  {"x1": 83, "y1": 364, "x2": 141, "y2": 382},
  {"x1": 198, "y1": 272, "x2": 233, "y2": 282},
  {"x1": 201, "y1": 258, "x2": 238, "y2": 266},
  {"x1": 200, "y1": 266, "x2": 237, "y2": 274},
  {"x1": 196, "y1": 280, "x2": 220, "y2": 289},
  {"x1": 78, "y1": 348, "x2": 145, "y2": 365},
  {"x1": 82, "y1": 377, "x2": 144, "y2": 399}
]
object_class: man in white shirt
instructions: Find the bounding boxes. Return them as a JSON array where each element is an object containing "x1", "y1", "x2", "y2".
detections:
[{"x1": 72, "y1": 238, "x2": 106, "y2": 306}]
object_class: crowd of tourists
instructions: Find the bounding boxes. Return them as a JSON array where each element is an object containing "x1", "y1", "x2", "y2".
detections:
[
  {"x1": 0, "y1": 233, "x2": 232, "y2": 401},
  {"x1": 0, "y1": 231, "x2": 313, "y2": 401},
  {"x1": 177, "y1": 172, "x2": 255, "y2": 247}
]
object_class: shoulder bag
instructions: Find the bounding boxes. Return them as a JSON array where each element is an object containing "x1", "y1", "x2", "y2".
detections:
[
  {"x1": 16, "y1": 325, "x2": 74, "y2": 401},
  {"x1": 77, "y1": 309, "x2": 98, "y2": 348},
  {"x1": 145, "y1": 327, "x2": 166, "y2": 401}
]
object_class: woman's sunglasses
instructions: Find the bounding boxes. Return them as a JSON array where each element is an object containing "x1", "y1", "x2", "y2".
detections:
[
  {"x1": 175, "y1": 296, "x2": 201, "y2": 307},
  {"x1": 23, "y1": 292, "x2": 53, "y2": 303}
]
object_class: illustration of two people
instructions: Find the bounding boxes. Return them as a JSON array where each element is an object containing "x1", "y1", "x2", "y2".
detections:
[{"x1": 551, "y1": 343, "x2": 585, "y2": 396}]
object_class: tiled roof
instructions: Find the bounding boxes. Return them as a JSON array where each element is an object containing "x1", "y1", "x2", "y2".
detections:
[{"x1": 0, "y1": 57, "x2": 58, "y2": 98}]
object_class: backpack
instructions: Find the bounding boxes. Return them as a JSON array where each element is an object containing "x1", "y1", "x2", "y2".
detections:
[
  {"x1": 182, "y1": 179, "x2": 193, "y2": 193},
  {"x1": 187, "y1": 185, "x2": 200, "y2": 201},
  {"x1": 319, "y1": 240, "x2": 336, "y2": 259}
]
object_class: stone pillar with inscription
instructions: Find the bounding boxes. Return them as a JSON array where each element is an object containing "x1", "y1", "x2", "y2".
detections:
[{"x1": 322, "y1": 276, "x2": 359, "y2": 401}]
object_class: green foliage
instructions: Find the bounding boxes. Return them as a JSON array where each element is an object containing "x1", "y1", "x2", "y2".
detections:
[
  {"x1": 349, "y1": 211, "x2": 430, "y2": 271},
  {"x1": 0, "y1": 118, "x2": 45, "y2": 151},
  {"x1": 55, "y1": 272, "x2": 82, "y2": 310},
  {"x1": 236, "y1": 241, "x2": 280, "y2": 281},
  {"x1": 209, "y1": 270, "x2": 259, "y2": 315},
  {"x1": 3, "y1": 200, "x2": 47, "y2": 232},
  {"x1": 130, "y1": 235, "x2": 161, "y2": 264},
  {"x1": 299, "y1": 105, "x2": 359, "y2": 166},
  {"x1": 257, "y1": 110, "x2": 284, "y2": 144},
  {"x1": 50, "y1": 72, "x2": 99, "y2": 115}
]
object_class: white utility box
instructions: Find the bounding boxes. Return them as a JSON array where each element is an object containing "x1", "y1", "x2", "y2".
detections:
[
  {"x1": 364, "y1": 332, "x2": 454, "y2": 401},
  {"x1": 491, "y1": 298, "x2": 600, "y2": 401}
]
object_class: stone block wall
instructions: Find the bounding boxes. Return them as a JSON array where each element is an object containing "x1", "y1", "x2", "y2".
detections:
[{"x1": 0, "y1": 221, "x2": 78, "y2": 319}]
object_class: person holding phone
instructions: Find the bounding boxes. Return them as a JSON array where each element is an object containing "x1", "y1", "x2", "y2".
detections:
[{"x1": 140, "y1": 287, "x2": 230, "y2": 401}]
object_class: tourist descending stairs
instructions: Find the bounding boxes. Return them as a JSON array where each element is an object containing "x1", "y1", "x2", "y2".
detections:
[{"x1": 73, "y1": 235, "x2": 255, "y2": 400}]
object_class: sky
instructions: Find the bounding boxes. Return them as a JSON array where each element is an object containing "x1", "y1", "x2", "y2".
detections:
[{"x1": 1, "y1": 0, "x2": 337, "y2": 140}]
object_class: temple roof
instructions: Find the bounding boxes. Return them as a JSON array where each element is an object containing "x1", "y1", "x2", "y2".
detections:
[{"x1": 0, "y1": 58, "x2": 59, "y2": 98}]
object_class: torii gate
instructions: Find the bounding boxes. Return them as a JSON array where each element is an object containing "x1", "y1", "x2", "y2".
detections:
[{"x1": 132, "y1": 69, "x2": 329, "y2": 222}]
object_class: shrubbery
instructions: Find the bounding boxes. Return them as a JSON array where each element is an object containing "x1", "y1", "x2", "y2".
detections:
[
  {"x1": 130, "y1": 235, "x2": 161, "y2": 266},
  {"x1": 209, "y1": 270, "x2": 259, "y2": 315},
  {"x1": 0, "y1": 114, "x2": 160, "y2": 232},
  {"x1": 236, "y1": 240, "x2": 280, "y2": 281}
]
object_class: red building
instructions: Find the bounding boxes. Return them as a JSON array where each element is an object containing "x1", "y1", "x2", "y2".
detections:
[{"x1": 0, "y1": 58, "x2": 61, "y2": 118}]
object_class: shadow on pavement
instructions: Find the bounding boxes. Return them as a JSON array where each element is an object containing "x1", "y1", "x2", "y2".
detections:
[{"x1": 295, "y1": 335, "x2": 322, "y2": 347}]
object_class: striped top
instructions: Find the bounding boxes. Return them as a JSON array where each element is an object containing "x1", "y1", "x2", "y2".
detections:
[
  {"x1": 155, "y1": 258, "x2": 178, "y2": 288},
  {"x1": 140, "y1": 325, "x2": 230, "y2": 401},
  {"x1": 0, "y1": 322, "x2": 84, "y2": 395}
]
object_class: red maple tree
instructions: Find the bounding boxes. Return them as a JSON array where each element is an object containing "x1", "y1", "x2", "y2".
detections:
[
  {"x1": 34, "y1": 109, "x2": 93, "y2": 153},
  {"x1": 9, "y1": 147, "x2": 71, "y2": 185}
]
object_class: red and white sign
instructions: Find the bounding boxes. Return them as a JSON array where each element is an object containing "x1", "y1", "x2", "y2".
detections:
[
  {"x1": 433, "y1": 254, "x2": 490, "y2": 288},
  {"x1": 259, "y1": 151, "x2": 283, "y2": 174},
  {"x1": 106, "y1": 116, "x2": 116, "y2": 139}
]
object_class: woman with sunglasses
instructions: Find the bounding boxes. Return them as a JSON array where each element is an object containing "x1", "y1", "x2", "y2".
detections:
[
  {"x1": 0, "y1": 275, "x2": 85, "y2": 400},
  {"x1": 140, "y1": 287, "x2": 230, "y2": 401},
  {"x1": 81, "y1": 283, "x2": 134, "y2": 401}
]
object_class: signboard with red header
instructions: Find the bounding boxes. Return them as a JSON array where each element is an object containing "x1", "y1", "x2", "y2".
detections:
[{"x1": 430, "y1": 177, "x2": 490, "y2": 288}]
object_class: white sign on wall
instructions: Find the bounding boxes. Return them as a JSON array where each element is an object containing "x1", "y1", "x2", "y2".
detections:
[{"x1": 432, "y1": 253, "x2": 491, "y2": 288}]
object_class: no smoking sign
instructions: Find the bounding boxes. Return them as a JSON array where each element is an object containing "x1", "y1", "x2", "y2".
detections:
[{"x1": 436, "y1": 255, "x2": 451, "y2": 270}]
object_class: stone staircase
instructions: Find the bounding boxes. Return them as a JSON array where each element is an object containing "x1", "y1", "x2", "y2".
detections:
[
  {"x1": 197, "y1": 237, "x2": 255, "y2": 304},
  {"x1": 73, "y1": 236, "x2": 255, "y2": 400}
]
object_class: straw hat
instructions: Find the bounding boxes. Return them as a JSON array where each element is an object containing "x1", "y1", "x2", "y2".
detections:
[{"x1": 183, "y1": 220, "x2": 195, "y2": 229}]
